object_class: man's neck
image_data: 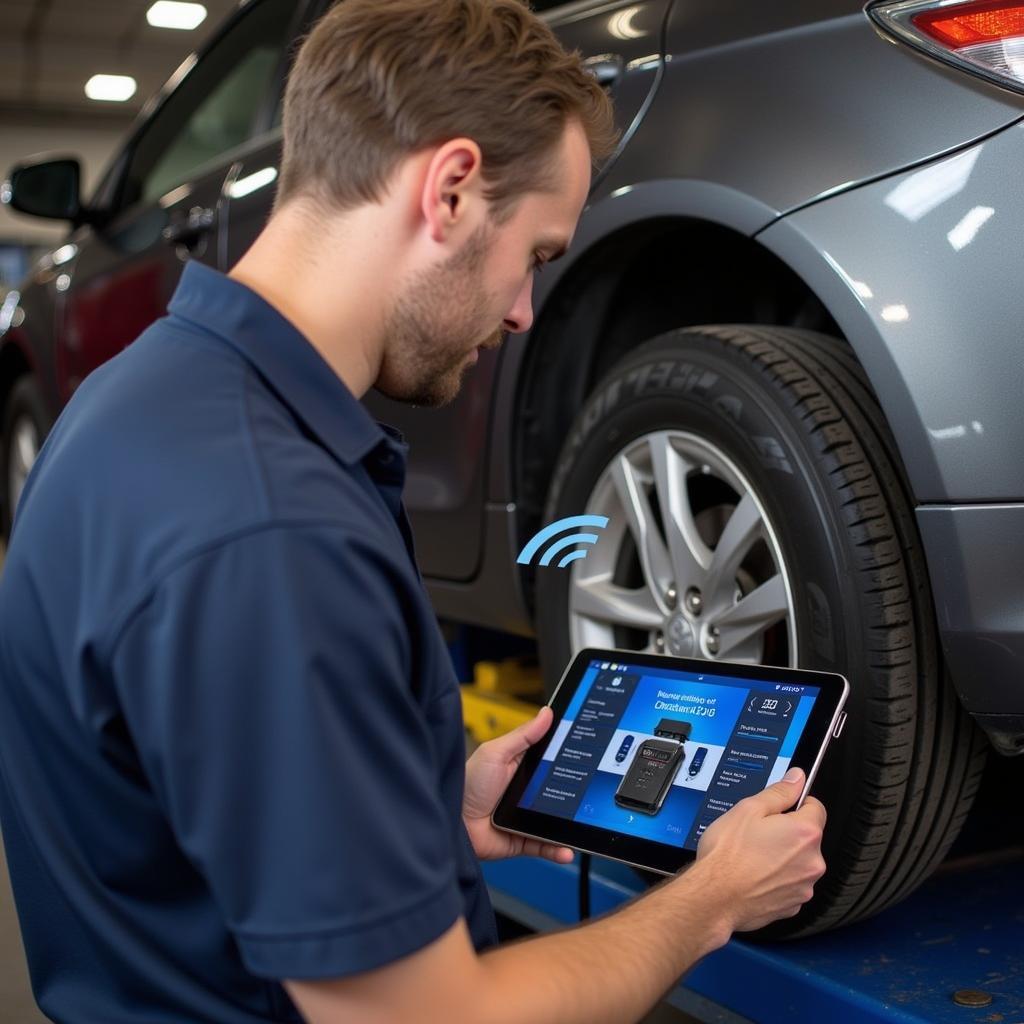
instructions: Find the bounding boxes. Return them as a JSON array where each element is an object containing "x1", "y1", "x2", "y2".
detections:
[{"x1": 228, "y1": 203, "x2": 391, "y2": 399}]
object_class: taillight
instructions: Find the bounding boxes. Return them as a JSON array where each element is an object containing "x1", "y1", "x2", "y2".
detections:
[{"x1": 868, "y1": 0, "x2": 1024, "y2": 94}]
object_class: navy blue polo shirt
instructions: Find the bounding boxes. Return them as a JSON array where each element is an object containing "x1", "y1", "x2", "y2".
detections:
[{"x1": 0, "y1": 261, "x2": 497, "y2": 1022}]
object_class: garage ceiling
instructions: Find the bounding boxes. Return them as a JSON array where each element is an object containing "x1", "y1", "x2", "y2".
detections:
[{"x1": 0, "y1": 0, "x2": 239, "y2": 127}]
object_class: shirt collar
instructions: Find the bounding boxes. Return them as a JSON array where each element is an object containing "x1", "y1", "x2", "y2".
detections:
[{"x1": 167, "y1": 261, "x2": 404, "y2": 468}]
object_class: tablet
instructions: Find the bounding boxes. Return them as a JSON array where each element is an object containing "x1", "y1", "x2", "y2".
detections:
[{"x1": 492, "y1": 648, "x2": 850, "y2": 875}]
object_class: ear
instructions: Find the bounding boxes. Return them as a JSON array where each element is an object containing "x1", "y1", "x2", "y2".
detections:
[{"x1": 420, "y1": 138, "x2": 484, "y2": 245}]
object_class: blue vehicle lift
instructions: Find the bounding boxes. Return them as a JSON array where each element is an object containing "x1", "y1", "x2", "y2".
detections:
[{"x1": 484, "y1": 847, "x2": 1024, "y2": 1023}]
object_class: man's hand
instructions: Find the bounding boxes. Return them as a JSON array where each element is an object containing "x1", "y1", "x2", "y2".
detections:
[
  {"x1": 463, "y1": 706, "x2": 574, "y2": 863},
  {"x1": 694, "y1": 767, "x2": 827, "y2": 932}
]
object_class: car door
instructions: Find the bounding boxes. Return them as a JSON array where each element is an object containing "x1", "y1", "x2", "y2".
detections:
[{"x1": 54, "y1": 0, "x2": 303, "y2": 403}]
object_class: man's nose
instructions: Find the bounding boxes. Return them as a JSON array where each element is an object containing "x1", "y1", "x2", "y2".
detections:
[{"x1": 503, "y1": 276, "x2": 535, "y2": 334}]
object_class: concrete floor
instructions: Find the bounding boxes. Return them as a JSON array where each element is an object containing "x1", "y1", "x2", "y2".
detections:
[{"x1": 0, "y1": 840, "x2": 46, "y2": 1023}]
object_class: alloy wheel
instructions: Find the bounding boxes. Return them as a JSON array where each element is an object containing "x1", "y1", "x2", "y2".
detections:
[{"x1": 568, "y1": 429, "x2": 797, "y2": 667}]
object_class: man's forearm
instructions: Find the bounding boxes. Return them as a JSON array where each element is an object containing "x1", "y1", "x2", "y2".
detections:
[
  {"x1": 287, "y1": 778, "x2": 823, "y2": 1024},
  {"x1": 477, "y1": 858, "x2": 731, "y2": 1024}
]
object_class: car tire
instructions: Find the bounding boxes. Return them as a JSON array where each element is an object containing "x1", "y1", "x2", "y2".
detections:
[
  {"x1": 534, "y1": 324, "x2": 987, "y2": 936},
  {"x1": 1, "y1": 376, "x2": 50, "y2": 542}
]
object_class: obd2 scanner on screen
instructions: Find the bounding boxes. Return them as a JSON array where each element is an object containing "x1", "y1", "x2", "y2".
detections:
[
  {"x1": 614, "y1": 720, "x2": 692, "y2": 816},
  {"x1": 495, "y1": 649, "x2": 850, "y2": 872}
]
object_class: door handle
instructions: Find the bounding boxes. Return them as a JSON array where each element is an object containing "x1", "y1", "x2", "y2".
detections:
[
  {"x1": 162, "y1": 205, "x2": 215, "y2": 247},
  {"x1": 583, "y1": 53, "x2": 625, "y2": 88}
]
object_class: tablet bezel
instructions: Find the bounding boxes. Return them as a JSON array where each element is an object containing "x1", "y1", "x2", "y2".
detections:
[{"x1": 492, "y1": 648, "x2": 849, "y2": 876}]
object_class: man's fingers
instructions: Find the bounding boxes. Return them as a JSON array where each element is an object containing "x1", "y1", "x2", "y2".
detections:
[
  {"x1": 518, "y1": 837, "x2": 574, "y2": 862},
  {"x1": 795, "y1": 794, "x2": 827, "y2": 831},
  {"x1": 744, "y1": 767, "x2": 806, "y2": 816},
  {"x1": 540, "y1": 844, "x2": 575, "y2": 864}
]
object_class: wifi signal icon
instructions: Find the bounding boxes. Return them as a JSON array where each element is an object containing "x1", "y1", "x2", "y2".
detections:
[{"x1": 517, "y1": 515, "x2": 610, "y2": 569}]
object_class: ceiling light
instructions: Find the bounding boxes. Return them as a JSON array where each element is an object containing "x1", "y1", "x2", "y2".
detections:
[
  {"x1": 84, "y1": 75, "x2": 137, "y2": 102},
  {"x1": 147, "y1": 1, "x2": 207, "y2": 30}
]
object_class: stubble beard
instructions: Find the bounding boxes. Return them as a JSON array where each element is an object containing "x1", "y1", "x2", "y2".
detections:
[{"x1": 377, "y1": 224, "x2": 502, "y2": 408}]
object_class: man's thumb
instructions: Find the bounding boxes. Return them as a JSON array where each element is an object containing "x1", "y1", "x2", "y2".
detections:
[
  {"x1": 495, "y1": 705, "x2": 552, "y2": 757},
  {"x1": 749, "y1": 767, "x2": 805, "y2": 815}
]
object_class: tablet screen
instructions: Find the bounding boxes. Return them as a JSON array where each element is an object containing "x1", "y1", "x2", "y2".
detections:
[{"x1": 516, "y1": 654, "x2": 821, "y2": 852}]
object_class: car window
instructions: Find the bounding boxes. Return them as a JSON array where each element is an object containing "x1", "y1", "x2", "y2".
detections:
[
  {"x1": 530, "y1": 1, "x2": 571, "y2": 11},
  {"x1": 120, "y1": 0, "x2": 296, "y2": 210}
]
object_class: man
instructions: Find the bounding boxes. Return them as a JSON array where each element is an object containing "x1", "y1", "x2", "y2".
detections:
[{"x1": 0, "y1": 0, "x2": 826, "y2": 1021}]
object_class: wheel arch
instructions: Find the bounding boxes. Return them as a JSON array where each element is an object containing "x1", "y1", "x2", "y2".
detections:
[
  {"x1": 500, "y1": 180, "x2": 992, "y2": 748},
  {"x1": 506, "y1": 182, "x2": 873, "y2": 613}
]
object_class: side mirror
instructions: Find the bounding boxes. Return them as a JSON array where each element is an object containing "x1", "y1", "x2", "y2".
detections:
[{"x1": 1, "y1": 157, "x2": 82, "y2": 222}]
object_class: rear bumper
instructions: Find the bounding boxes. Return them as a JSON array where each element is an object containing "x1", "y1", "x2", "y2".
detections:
[{"x1": 917, "y1": 503, "x2": 1024, "y2": 754}]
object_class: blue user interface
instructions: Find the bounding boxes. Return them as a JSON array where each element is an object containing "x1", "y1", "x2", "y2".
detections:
[{"x1": 519, "y1": 658, "x2": 820, "y2": 851}]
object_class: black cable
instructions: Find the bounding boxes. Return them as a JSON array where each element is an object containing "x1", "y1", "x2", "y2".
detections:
[{"x1": 578, "y1": 852, "x2": 591, "y2": 920}]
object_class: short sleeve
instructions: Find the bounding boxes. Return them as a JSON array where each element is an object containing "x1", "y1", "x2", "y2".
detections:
[{"x1": 109, "y1": 523, "x2": 462, "y2": 979}]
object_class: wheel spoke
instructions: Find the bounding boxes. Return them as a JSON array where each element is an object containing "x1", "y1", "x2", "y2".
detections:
[
  {"x1": 609, "y1": 452, "x2": 672, "y2": 606},
  {"x1": 571, "y1": 574, "x2": 663, "y2": 631},
  {"x1": 705, "y1": 492, "x2": 763, "y2": 609},
  {"x1": 15, "y1": 425, "x2": 37, "y2": 474},
  {"x1": 713, "y1": 574, "x2": 788, "y2": 657},
  {"x1": 648, "y1": 432, "x2": 711, "y2": 586}
]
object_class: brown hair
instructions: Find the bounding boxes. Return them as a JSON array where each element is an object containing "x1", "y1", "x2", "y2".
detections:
[{"x1": 276, "y1": 0, "x2": 618, "y2": 220}]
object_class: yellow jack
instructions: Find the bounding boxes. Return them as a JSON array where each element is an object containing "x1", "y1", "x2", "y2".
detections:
[{"x1": 461, "y1": 658, "x2": 544, "y2": 744}]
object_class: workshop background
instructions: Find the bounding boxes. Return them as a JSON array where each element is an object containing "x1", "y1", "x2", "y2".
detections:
[
  {"x1": 0, "y1": 0, "x2": 235, "y2": 298},
  {"x1": 3, "y1": 0, "x2": 1024, "y2": 1021}
]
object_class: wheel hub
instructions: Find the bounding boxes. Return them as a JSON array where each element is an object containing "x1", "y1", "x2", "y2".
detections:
[{"x1": 664, "y1": 612, "x2": 697, "y2": 657}]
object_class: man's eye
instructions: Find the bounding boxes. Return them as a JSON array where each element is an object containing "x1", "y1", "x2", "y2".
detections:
[{"x1": 532, "y1": 253, "x2": 547, "y2": 274}]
